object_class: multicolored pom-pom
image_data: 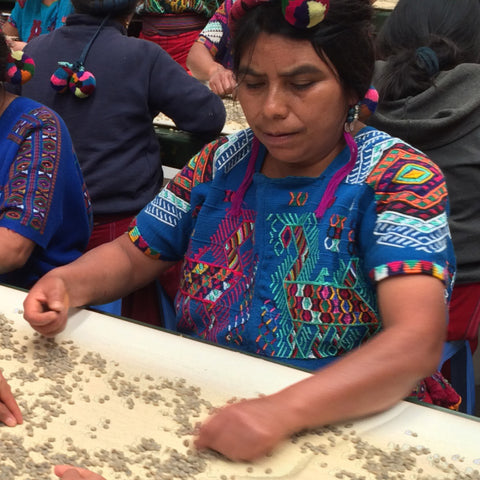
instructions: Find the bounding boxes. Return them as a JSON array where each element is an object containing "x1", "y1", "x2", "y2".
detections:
[
  {"x1": 359, "y1": 86, "x2": 379, "y2": 122},
  {"x1": 69, "y1": 69, "x2": 96, "y2": 99},
  {"x1": 6, "y1": 50, "x2": 35, "y2": 85},
  {"x1": 50, "y1": 64, "x2": 74, "y2": 94},
  {"x1": 229, "y1": 0, "x2": 329, "y2": 30},
  {"x1": 50, "y1": 61, "x2": 96, "y2": 99},
  {"x1": 282, "y1": 0, "x2": 329, "y2": 28}
]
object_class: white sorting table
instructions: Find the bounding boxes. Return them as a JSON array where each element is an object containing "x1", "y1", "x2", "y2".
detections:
[{"x1": 0, "y1": 284, "x2": 479, "y2": 480}]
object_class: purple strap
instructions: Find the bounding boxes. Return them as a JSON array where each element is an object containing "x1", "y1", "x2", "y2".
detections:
[
  {"x1": 229, "y1": 136, "x2": 260, "y2": 216},
  {"x1": 314, "y1": 130, "x2": 358, "y2": 219}
]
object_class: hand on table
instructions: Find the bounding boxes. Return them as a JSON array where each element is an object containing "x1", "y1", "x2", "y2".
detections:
[
  {"x1": 194, "y1": 394, "x2": 295, "y2": 461},
  {"x1": 6, "y1": 39, "x2": 27, "y2": 51},
  {"x1": 23, "y1": 275, "x2": 70, "y2": 337},
  {"x1": 208, "y1": 67, "x2": 236, "y2": 98},
  {"x1": 0, "y1": 370, "x2": 22, "y2": 426},
  {"x1": 54, "y1": 465, "x2": 106, "y2": 480}
]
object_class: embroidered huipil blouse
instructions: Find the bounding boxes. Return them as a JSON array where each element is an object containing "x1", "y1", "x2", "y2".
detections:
[{"x1": 128, "y1": 126, "x2": 455, "y2": 371}]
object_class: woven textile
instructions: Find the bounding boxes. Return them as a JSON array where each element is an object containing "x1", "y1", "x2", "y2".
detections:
[{"x1": 129, "y1": 126, "x2": 455, "y2": 370}]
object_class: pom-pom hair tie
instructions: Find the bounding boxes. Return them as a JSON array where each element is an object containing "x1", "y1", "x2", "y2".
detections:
[
  {"x1": 6, "y1": 50, "x2": 35, "y2": 85},
  {"x1": 358, "y1": 86, "x2": 378, "y2": 123},
  {"x1": 69, "y1": 68, "x2": 96, "y2": 98},
  {"x1": 281, "y1": 0, "x2": 329, "y2": 28},
  {"x1": 229, "y1": 0, "x2": 329, "y2": 30},
  {"x1": 416, "y1": 46, "x2": 439, "y2": 77},
  {"x1": 49, "y1": 14, "x2": 110, "y2": 99},
  {"x1": 50, "y1": 62, "x2": 74, "y2": 93}
]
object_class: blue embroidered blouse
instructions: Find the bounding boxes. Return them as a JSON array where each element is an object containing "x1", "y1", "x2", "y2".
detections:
[{"x1": 128, "y1": 127, "x2": 455, "y2": 370}]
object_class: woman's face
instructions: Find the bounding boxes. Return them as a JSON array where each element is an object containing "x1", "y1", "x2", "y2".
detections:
[{"x1": 236, "y1": 33, "x2": 355, "y2": 178}]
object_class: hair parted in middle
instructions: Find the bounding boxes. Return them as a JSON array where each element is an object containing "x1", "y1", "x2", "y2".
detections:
[
  {"x1": 227, "y1": 0, "x2": 376, "y2": 220},
  {"x1": 230, "y1": 0, "x2": 375, "y2": 104}
]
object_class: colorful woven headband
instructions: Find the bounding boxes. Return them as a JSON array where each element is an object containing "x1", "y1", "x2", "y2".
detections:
[
  {"x1": 230, "y1": 0, "x2": 329, "y2": 30},
  {"x1": 50, "y1": 15, "x2": 109, "y2": 99},
  {"x1": 6, "y1": 50, "x2": 35, "y2": 85}
]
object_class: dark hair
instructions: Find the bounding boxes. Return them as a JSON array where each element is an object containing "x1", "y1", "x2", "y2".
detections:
[
  {"x1": 0, "y1": 33, "x2": 8, "y2": 83},
  {"x1": 71, "y1": 0, "x2": 137, "y2": 18},
  {"x1": 231, "y1": 0, "x2": 375, "y2": 103},
  {"x1": 375, "y1": 0, "x2": 480, "y2": 101}
]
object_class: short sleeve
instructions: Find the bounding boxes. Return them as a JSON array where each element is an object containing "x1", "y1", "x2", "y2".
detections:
[
  {"x1": 0, "y1": 104, "x2": 91, "y2": 257},
  {"x1": 1, "y1": 110, "x2": 59, "y2": 247},
  {"x1": 195, "y1": 0, "x2": 232, "y2": 69},
  {"x1": 360, "y1": 145, "x2": 455, "y2": 292},
  {"x1": 7, "y1": 1, "x2": 21, "y2": 29},
  {"x1": 128, "y1": 138, "x2": 228, "y2": 261}
]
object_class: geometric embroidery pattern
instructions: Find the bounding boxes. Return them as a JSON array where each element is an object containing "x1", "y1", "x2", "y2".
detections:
[
  {"x1": 289, "y1": 191, "x2": 308, "y2": 207},
  {"x1": 131, "y1": 126, "x2": 454, "y2": 366},
  {"x1": 366, "y1": 145, "x2": 450, "y2": 253},
  {"x1": 371, "y1": 259, "x2": 449, "y2": 284},
  {"x1": 128, "y1": 220, "x2": 161, "y2": 259},
  {"x1": 367, "y1": 147, "x2": 447, "y2": 219},
  {"x1": 262, "y1": 212, "x2": 379, "y2": 359},
  {"x1": 2, "y1": 107, "x2": 61, "y2": 234},
  {"x1": 177, "y1": 208, "x2": 257, "y2": 343}
]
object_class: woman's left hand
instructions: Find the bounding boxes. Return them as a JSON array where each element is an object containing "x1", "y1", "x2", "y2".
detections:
[{"x1": 194, "y1": 394, "x2": 294, "y2": 461}]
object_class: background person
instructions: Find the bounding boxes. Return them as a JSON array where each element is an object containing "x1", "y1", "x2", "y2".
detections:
[
  {"x1": 20, "y1": 0, "x2": 226, "y2": 322},
  {"x1": 0, "y1": 33, "x2": 92, "y2": 290},
  {"x1": 135, "y1": 0, "x2": 222, "y2": 71},
  {"x1": 186, "y1": 0, "x2": 236, "y2": 97},
  {"x1": 369, "y1": 0, "x2": 480, "y2": 354},
  {"x1": 24, "y1": 0, "x2": 456, "y2": 466},
  {"x1": 1, "y1": 0, "x2": 73, "y2": 50}
]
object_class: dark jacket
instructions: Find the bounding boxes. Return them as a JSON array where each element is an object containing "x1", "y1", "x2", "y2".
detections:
[{"x1": 22, "y1": 14, "x2": 226, "y2": 215}]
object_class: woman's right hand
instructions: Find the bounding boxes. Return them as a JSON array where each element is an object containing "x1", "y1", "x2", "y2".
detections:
[
  {"x1": 7, "y1": 39, "x2": 27, "y2": 51},
  {"x1": 23, "y1": 274, "x2": 70, "y2": 337},
  {"x1": 54, "y1": 465, "x2": 106, "y2": 479},
  {"x1": 0, "y1": 370, "x2": 22, "y2": 426},
  {"x1": 209, "y1": 66, "x2": 236, "y2": 98}
]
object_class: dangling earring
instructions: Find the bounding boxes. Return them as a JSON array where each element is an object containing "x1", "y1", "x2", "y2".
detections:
[{"x1": 345, "y1": 103, "x2": 360, "y2": 133}]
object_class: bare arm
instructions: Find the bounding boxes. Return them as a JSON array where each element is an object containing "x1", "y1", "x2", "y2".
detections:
[
  {"x1": 1, "y1": 22, "x2": 19, "y2": 38},
  {"x1": 187, "y1": 42, "x2": 236, "y2": 97},
  {"x1": 195, "y1": 274, "x2": 446, "y2": 460},
  {"x1": 1, "y1": 23, "x2": 25, "y2": 50},
  {"x1": 23, "y1": 234, "x2": 176, "y2": 336},
  {"x1": 0, "y1": 227, "x2": 35, "y2": 274},
  {"x1": 187, "y1": 41, "x2": 223, "y2": 83}
]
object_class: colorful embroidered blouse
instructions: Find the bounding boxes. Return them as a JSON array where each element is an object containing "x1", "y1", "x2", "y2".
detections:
[
  {"x1": 137, "y1": 0, "x2": 221, "y2": 18},
  {"x1": 128, "y1": 127, "x2": 455, "y2": 370},
  {"x1": 0, "y1": 97, "x2": 92, "y2": 289},
  {"x1": 195, "y1": 0, "x2": 233, "y2": 69},
  {"x1": 7, "y1": 0, "x2": 74, "y2": 42}
]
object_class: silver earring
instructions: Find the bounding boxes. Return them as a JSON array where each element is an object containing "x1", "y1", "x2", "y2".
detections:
[{"x1": 345, "y1": 103, "x2": 360, "y2": 132}]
